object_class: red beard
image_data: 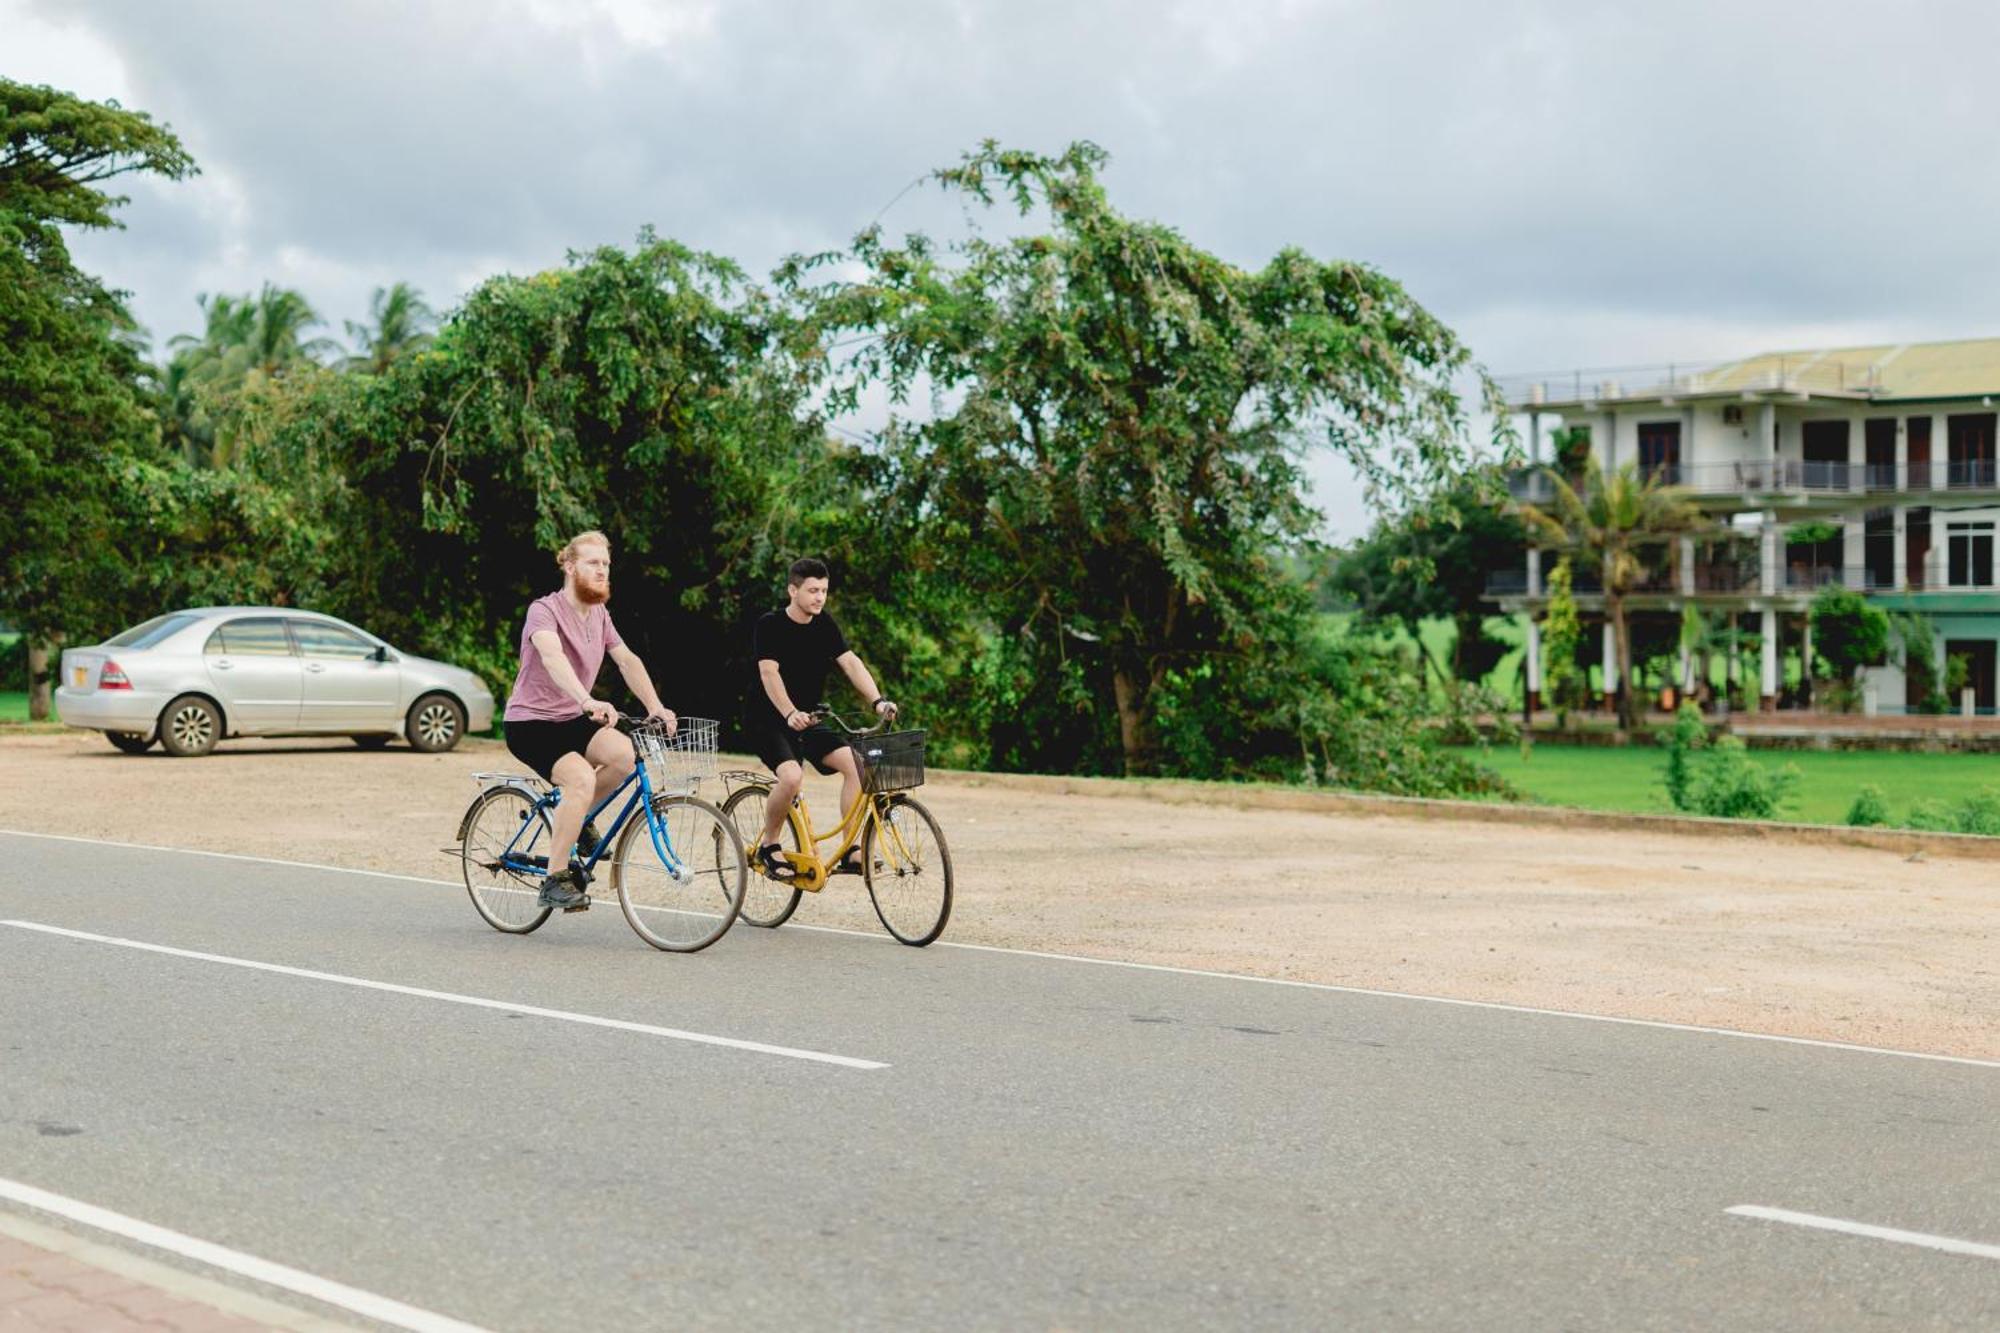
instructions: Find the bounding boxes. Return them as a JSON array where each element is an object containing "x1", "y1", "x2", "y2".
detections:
[{"x1": 575, "y1": 580, "x2": 610, "y2": 606}]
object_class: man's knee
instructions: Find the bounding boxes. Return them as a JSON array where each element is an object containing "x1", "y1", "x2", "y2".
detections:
[
  {"x1": 771, "y1": 763, "x2": 804, "y2": 796},
  {"x1": 589, "y1": 729, "x2": 634, "y2": 778},
  {"x1": 550, "y1": 753, "x2": 594, "y2": 792}
]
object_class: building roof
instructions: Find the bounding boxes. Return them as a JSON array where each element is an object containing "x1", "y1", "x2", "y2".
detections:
[{"x1": 1501, "y1": 335, "x2": 2000, "y2": 408}]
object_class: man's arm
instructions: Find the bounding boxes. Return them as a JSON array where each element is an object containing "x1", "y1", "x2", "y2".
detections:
[
  {"x1": 835, "y1": 651, "x2": 895, "y2": 720},
  {"x1": 760, "y1": 660, "x2": 812, "y2": 730},
  {"x1": 531, "y1": 630, "x2": 616, "y2": 724},
  {"x1": 607, "y1": 642, "x2": 672, "y2": 721}
]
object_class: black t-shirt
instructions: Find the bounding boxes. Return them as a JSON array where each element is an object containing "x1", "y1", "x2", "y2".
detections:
[{"x1": 750, "y1": 609, "x2": 849, "y2": 724}]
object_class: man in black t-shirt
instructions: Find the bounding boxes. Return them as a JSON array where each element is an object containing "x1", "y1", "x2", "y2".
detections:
[{"x1": 747, "y1": 557, "x2": 897, "y2": 879}]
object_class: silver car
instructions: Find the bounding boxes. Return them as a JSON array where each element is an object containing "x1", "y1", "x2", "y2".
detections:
[{"x1": 55, "y1": 607, "x2": 497, "y2": 757}]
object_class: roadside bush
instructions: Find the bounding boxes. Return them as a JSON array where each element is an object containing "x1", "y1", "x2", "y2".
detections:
[
  {"x1": 1845, "y1": 784, "x2": 1889, "y2": 827},
  {"x1": 1903, "y1": 785, "x2": 2000, "y2": 835},
  {"x1": 1661, "y1": 702, "x2": 1706, "y2": 811},
  {"x1": 1685, "y1": 736, "x2": 1799, "y2": 820}
]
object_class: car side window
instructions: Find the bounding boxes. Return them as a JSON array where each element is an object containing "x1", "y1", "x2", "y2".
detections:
[
  {"x1": 289, "y1": 620, "x2": 376, "y2": 660},
  {"x1": 206, "y1": 617, "x2": 296, "y2": 656}
]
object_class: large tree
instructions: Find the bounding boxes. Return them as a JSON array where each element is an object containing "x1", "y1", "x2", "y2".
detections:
[
  {"x1": 344, "y1": 281, "x2": 436, "y2": 374},
  {"x1": 0, "y1": 79, "x2": 196, "y2": 714},
  {"x1": 789, "y1": 141, "x2": 1493, "y2": 776},
  {"x1": 1518, "y1": 457, "x2": 1705, "y2": 730}
]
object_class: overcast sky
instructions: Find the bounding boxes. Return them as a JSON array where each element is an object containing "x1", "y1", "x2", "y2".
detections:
[{"x1": 11, "y1": 0, "x2": 2000, "y2": 537}]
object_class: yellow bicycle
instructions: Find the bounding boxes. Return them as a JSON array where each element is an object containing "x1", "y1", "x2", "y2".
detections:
[{"x1": 719, "y1": 708, "x2": 953, "y2": 947}]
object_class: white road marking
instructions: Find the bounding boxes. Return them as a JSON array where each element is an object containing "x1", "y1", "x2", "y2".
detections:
[
  {"x1": 5, "y1": 827, "x2": 1998, "y2": 1071},
  {"x1": 1727, "y1": 1205, "x2": 2000, "y2": 1261},
  {"x1": 0, "y1": 919, "x2": 886, "y2": 1070},
  {"x1": 0, "y1": 1174, "x2": 494, "y2": 1332}
]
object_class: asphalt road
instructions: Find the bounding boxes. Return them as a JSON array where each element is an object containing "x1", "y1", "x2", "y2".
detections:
[{"x1": 1, "y1": 830, "x2": 1995, "y2": 1330}]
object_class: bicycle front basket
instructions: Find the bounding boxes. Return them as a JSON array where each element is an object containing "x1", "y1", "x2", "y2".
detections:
[
  {"x1": 635, "y1": 716, "x2": 720, "y2": 793},
  {"x1": 852, "y1": 729, "x2": 926, "y2": 794}
]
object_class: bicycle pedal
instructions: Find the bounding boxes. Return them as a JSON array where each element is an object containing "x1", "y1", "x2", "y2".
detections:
[{"x1": 562, "y1": 897, "x2": 592, "y2": 913}]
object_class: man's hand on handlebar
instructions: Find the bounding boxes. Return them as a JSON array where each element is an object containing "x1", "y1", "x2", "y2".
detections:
[
  {"x1": 786, "y1": 706, "x2": 815, "y2": 732},
  {"x1": 584, "y1": 698, "x2": 619, "y2": 727},
  {"x1": 646, "y1": 704, "x2": 679, "y2": 737},
  {"x1": 873, "y1": 698, "x2": 899, "y2": 723}
]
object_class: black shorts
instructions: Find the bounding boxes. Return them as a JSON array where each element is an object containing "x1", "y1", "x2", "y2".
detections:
[
  {"x1": 748, "y1": 715, "x2": 847, "y2": 776},
  {"x1": 505, "y1": 715, "x2": 605, "y2": 781}
]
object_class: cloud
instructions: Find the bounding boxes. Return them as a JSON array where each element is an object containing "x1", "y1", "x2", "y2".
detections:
[{"x1": 14, "y1": 0, "x2": 2000, "y2": 536}]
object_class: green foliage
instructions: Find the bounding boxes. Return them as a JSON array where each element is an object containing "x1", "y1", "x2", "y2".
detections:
[
  {"x1": 0, "y1": 78, "x2": 197, "y2": 660},
  {"x1": 1331, "y1": 474, "x2": 1525, "y2": 703},
  {"x1": 1902, "y1": 787, "x2": 2000, "y2": 835},
  {"x1": 1685, "y1": 735, "x2": 1799, "y2": 820},
  {"x1": 1662, "y1": 701, "x2": 1706, "y2": 811},
  {"x1": 1541, "y1": 557, "x2": 1583, "y2": 720},
  {"x1": 1785, "y1": 520, "x2": 1840, "y2": 546},
  {"x1": 785, "y1": 140, "x2": 1495, "y2": 776},
  {"x1": 1808, "y1": 586, "x2": 1889, "y2": 692},
  {"x1": 1517, "y1": 456, "x2": 1705, "y2": 729},
  {"x1": 1845, "y1": 783, "x2": 1889, "y2": 827}
]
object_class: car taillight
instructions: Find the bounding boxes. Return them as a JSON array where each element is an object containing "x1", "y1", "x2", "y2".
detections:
[{"x1": 99, "y1": 660, "x2": 133, "y2": 690}]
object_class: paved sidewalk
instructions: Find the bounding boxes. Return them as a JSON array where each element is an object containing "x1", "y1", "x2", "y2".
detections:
[{"x1": 0, "y1": 1213, "x2": 344, "y2": 1332}]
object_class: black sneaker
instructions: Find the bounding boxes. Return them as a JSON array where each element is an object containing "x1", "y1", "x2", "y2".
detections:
[{"x1": 537, "y1": 871, "x2": 591, "y2": 912}]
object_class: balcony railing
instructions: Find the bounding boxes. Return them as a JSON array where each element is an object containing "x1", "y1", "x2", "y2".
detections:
[
  {"x1": 1485, "y1": 571, "x2": 1529, "y2": 596},
  {"x1": 1497, "y1": 357, "x2": 1885, "y2": 408},
  {"x1": 1948, "y1": 459, "x2": 1998, "y2": 489}
]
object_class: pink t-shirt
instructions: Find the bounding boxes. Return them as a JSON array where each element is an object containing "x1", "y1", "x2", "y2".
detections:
[{"x1": 504, "y1": 592, "x2": 624, "y2": 721}]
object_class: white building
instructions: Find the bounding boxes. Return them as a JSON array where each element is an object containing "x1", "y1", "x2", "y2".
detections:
[{"x1": 1495, "y1": 337, "x2": 2000, "y2": 715}]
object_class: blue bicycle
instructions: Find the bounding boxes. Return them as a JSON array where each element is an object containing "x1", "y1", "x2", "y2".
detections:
[{"x1": 456, "y1": 716, "x2": 747, "y2": 952}]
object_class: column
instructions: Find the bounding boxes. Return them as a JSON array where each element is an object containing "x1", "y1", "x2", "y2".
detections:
[
  {"x1": 1678, "y1": 535, "x2": 1696, "y2": 595},
  {"x1": 1932, "y1": 411, "x2": 1949, "y2": 490},
  {"x1": 1893, "y1": 504, "x2": 1909, "y2": 592},
  {"x1": 1759, "y1": 403, "x2": 1778, "y2": 487},
  {"x1": 1528, "y1": 412, "x2": 1542, "y2": 467},
  {"x1": 1525, "y1": 618, "x2": 1543, "y2": 715},
  {"x1": 1801, "y1": 612, "x2": 1815, "y2": 710},
  {"x1": 1759, "y1": 511, "x2": 1778, "y2": 595},
  {"x1": 1895, "y1": 419, "x2": 1908, "y2": 492},
  {"x1": 1602, "y1": 620, "x2": 1619, "y2": 712},
  {"x1": 1760, "y1": 606, "x2": 1778, "y2": 710},
  {"x1": 1526, "y1": 547, "x2": 1541, "y2": 597},
  {"x1": 1847, "y1": 417, "x2": 1864, "y2": 493},
  {"x1": 1679, "y1": 640, "x2": 1694, "y2": 693},
  {"x1": 1842, "y1": 513, "x2": 1865, "y2": 590},
  {"x1": 1603, "y1": 411, "x2": 1618, "y2": 472}
]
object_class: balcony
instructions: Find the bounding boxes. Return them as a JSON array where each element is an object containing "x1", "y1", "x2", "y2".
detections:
[{"x1": 1948, "y1": 459, "x2": 1998, "y2": 489}]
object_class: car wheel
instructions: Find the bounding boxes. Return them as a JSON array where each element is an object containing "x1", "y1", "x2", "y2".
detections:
[
  {"x1": 158, "y1": 696, "x2": 221, "y2": 757},
  {"x1": 106, "y1": 730, "x2": 156, "y2": 755},
  {"x1": 406, "y1": 694, "x2": 465, "y2": 753},
  {"x1": 352, "y1": 734, "x2": 394, "y2": 750}
]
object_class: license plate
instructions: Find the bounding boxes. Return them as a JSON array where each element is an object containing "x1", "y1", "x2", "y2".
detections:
[{"x1": 73, "y1": 667, "x2": 86, "y2": 687}]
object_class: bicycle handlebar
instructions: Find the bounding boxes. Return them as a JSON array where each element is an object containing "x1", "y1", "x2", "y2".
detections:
[{"x1": 803, "y1": 703, "x2": 896, "y2": 736}]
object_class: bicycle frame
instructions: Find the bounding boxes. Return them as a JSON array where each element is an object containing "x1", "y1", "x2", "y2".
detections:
[
  {"x1": 746, "y1": 783, "x2": 921, "y2": 893},
  {"x1": 495, "y1": 750, "x2": 692, "y2": 883}
]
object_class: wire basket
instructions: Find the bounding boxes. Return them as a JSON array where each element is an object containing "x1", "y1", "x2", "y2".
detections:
[
  {"x1": 633, "y1": 716, "x2": 719, "y2": 793},
  {"x1": 851, "y1": 729, "x2": 926, "y2": 793}
]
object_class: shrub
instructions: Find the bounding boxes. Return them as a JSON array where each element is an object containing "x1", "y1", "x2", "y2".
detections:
[
  {"x1": 1686, "y1": 736, "x2": 1798, "y2": 820},
  {"x1": 1846, "y1": 784, "x2": 1889, "y2": 827},
  {"x1": 1902, "y1": 785, "x2": 2000, "y2": 835},
  {"x1": 1661, "y1": 701, "x2": 1707, "y2": 811}
]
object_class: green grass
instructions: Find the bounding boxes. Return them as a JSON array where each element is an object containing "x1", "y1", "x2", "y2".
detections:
[
  {"x1": 1452, "y1": 742, "x2": 2000, "y2": 826},
  {"x1": 0, "y1": 692, "x2": 26, "y2": 723}
]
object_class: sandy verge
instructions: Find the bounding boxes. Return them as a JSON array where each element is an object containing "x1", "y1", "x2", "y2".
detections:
[{"x1": 2, "y1": 729, "x2": 1994, "y2": 1061}]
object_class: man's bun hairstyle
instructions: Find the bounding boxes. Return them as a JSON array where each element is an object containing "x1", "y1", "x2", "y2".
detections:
[
  {"x1": 788, "y1": 556, "x2": 830, "y2": 586},
  {"x1": 558, "y1": 530, "x2": 611, "y2": 570}
]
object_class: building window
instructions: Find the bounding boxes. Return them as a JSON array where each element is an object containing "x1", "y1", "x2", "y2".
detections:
[
  {"x1": 1636, "y1": 421, "x2": 1679, "y2": 483},
  {"x1": 1947, "y1": 521, "x2": 1994, "y2": 587},
  {"x1": 1948, "y1": 413, "x2": 1996, "y2": 488},
  {"x1": 1801, "y1": 420, "x2": 1850, "y2": 490}
]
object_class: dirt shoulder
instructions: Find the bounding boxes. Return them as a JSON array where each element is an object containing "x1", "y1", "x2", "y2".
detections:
[{"x1": 4, "y1": 729, "x2": 1994, "y2": 1061}]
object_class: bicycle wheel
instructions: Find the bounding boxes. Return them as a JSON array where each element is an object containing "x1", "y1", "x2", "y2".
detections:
[
  {"x1": 460, "y1": 786, "x2": 554, "y2": 934},
  {"x1": 721, "y1": 785, "x2": 803, "y2": 929},
  {"x1": 613, "y1": 795, "x2": 747, "y2": 953},
  {"x1": 862, "y1": 795, "x2": 953, "y2": 946}
]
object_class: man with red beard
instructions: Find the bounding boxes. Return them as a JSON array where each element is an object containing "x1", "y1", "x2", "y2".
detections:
[{"x1": 503, "y1": 530, "x2": 677, "y2": 912}]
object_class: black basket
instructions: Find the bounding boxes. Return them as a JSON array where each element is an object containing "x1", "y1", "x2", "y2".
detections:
[{"x1": 852, "y1": 729, "x2": 926, "y2": 793}]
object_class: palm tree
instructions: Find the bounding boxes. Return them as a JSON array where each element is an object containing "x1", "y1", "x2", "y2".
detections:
[
  {"x1": 1518, "y1": 457, "x2": 1707, "y2": 730},
  {"x1": 162, "y1": 285, "x2": 334, "y2": 467},
  {"x1": 344, "y1": 281, "x2": 436, "y2": 374}
]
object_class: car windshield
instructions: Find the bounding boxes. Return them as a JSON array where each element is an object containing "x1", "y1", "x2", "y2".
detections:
[{"x1": 104, "y1": 613, "x2": 202, "y2": 649}]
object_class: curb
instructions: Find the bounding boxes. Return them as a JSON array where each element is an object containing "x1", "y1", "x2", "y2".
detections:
[{"x1": 935, "y1": 767, "x2": 2000, "y2": 862}]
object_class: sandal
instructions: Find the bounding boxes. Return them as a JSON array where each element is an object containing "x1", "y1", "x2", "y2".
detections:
[
  {"x1": 831, "y1": 849, "x2": 867, "y2": 876},
  {"x1": 756, "y1": 843, "x2": 796, "y2": 881}
]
